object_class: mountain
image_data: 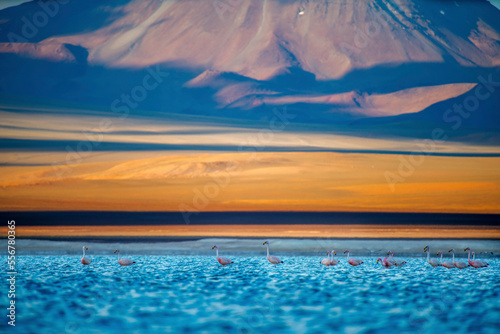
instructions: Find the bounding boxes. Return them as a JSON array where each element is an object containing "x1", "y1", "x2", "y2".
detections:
[{"x1": 0, "y1": 0, "x2": 499, "y2": 143}]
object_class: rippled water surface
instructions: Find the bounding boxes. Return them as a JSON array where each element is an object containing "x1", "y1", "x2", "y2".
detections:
[{"x1": 2, "y1": 255, "x2": 499, "y2": 333}]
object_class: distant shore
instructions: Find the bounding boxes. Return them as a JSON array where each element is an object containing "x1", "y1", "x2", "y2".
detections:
[
  {"x1": 4, "y1": 224, "x2": 500, "y2": 240},
  {"x1": 2, "y1": 238, "x2": 500, "y2": 257}
]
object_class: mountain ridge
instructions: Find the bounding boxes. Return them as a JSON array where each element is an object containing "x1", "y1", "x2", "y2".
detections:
[{"x1": 0, "y1": 0, "x2": 499, "y2": 144}]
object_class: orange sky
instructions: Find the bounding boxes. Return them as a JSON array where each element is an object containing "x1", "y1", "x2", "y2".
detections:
[{"x1": 1, "y1": 151, "x2": 499, "y2": 213}]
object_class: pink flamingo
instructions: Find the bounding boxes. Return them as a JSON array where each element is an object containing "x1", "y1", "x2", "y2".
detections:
[
  {"x1": 386, "y1": 251, "x2": 397, "y2": 266},
  {"x1": 377, "y1": 258, "x2": 392, "y2": 268},
  {"x1": 464, "y1": 247, "x2": 489, "y2": 268},
  {"x1": 379, "y1": 253, "x2": 393, "y2": 267},
  {"x1": 424, "y1": 246, "x2": 441, "y2": 267},
  {"x1": 263, "y1": 241, "x2": 283, "y2": 267},
  {"x1": 382, "y1": 255, "x2": 392, "y2": 267},
  {"x1": 329, "y1": 250, "x2": 339, "y2": 266},
  {"x1": 114, "y1": 250, "x2": 136, "y2": 266},
  {"x1": 320, "y1": 251, "x2": 331, "y2": 266},
  {"x1": 437, "y1": 251, "x2": 455, "y2": 269},
  {"x1": 344, "y1": 250, "x2": 363, "y2": 266},
  {"x1": 212, "y1": 245, "x2": 234, "y2": 266},
  {"x1": 388, "y1": 251, "x2": 407, "y2": 267},
  {"x1": 448, "y1": 248, "x2": 468, "y2": 269},
  {"x1": 473, "y1": 252, "x2": 489, "y2": 268},
  {"x1": 81, "y1": 246, "x2": 91, "y2": 265}
]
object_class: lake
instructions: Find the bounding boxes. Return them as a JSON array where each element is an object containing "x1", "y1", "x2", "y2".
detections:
[{"x1": 1, "y1": 255, "x2": 499, "y2": 333}]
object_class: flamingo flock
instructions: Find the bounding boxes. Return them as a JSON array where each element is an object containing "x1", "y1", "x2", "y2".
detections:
[
  {"x1": 78, "y1": 243, "x2": 492, "y2": 269},
  {"x1": 425, "y1": 246, "x2": 490, "y2": 269}
]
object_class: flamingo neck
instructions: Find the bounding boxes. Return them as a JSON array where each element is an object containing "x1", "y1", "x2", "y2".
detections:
[
  {"x1": 426, "y1": 251, "x2": 430, "y2": 261},
  {"x1": 328, "y1": 252, "x2": 331, "y2": 262},
  {"x1": 473, "y1": 253, "x2": 475, "y2": 261},
  {"x1": 346, "y1": 252, "x2": 350, "y2": 261},
  {"x1": 83, "y1": 248, "x2": 86, "y2": 257},
  {"x1": 467, "y1": 250, "x2": 471, "y2": 262},
  {"x1": 117, "y1": 251, "x2": 120, "y2": 261},
  {"x1": 266, "y1": 244, "x2": 270, "y2": 258},
  {"x1": 451, "y1": 252, "x2": 455, "y2": 263},
  {"x1": 439, "y1": 253, "x2": 443, "y2": 263},
  {"x1": 216, "y1": 248, "x2": 219, "y2": 259}
]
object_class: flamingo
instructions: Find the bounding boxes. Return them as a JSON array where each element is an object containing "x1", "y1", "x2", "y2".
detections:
[
  {"x1": 212, "y1": 245, "x2": 234, "y2": 266},
  {"x1": 114, "y1": 250, "x2": 136, "y2": 266},
  {"x1": 379, "y1": 253, "x2": 393, "y2": 267},
  {"x1": 377, "y1": 258, "x2": 392, "y2": 268},
  {"x1": 448, "y1": 248, "x2": 468, "y2": 269},
  {"x1": 81, "y1": 246, "x2": 91, "y2": 265},
  {"x1": 464, "y1": 247, "x2": 489, "y2": 268},
  {"x1": 263, "y1": 241, "x2": 283, "y2": 267},
  {"x1": 437, "y1": 251, "x2": 455, "y2": 269},
  {"x1": 473, "y1": 252, "x2": 490, "y2": 268},
  {"x1": 424, "y1": 246, "x2": 441, "y2": 267},
  {"x1": 386, "y1": 251, "x2": 397, "y2": 266},
  {"x1": 344, "y1": 250, "x2": 363, "y2": 266},
  {"x1": 329, "y1": 250, "x2": 339, "y2": 266},
  {"x1": 320, "y1": 251, "x2": 331, "y2": 266},
  {"x1": 465, "y1": 248, "x2": 479, "y2": 267},
  {"x1": 388, "y1": 251, "x2": 407, "y2": 267}
]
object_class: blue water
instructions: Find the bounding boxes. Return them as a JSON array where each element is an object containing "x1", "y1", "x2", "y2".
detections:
[{"x1": 1, "y1": 255, "x2": 499, "y2": 334}]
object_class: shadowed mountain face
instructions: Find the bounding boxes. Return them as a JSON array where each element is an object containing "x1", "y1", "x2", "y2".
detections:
[{"x1": 0, "y1": 0, "x2": 499, "y2": 143}]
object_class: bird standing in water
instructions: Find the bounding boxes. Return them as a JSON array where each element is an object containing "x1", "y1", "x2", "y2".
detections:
[
  {"x1": 424, "y1": 246, "x2": 441, "y2": 267},
  {"x1": 464, "y1": 247, "x2": 489, "y2": 268},
  {"x1": 81, "y1": 246, "x2": 91, "y2": 265},
  {"x1": 263, "y1": 241, "x2": 284, "y2": 267},
  {"x1": 329, "y1": 250, "x2": 339, "y2": 266},
  {"x1": 437, "y1": 251, "x2": 455, "y2": 269},
  {"x1": 377, "y1": 257, "x2": 392, "y2": 268},
  {"x1": 449, "y1": 248, "x2": 468, "y2": 269},
  {"x1": 212, "y1": 245, "x2": 234, "y2": 266},
  {"x1": 114, "y1": 250, "x2": 136, "y2": 266},
  {"x1": 344, "y1": 250, "x2": 363, "y2": 266},
  {"x1": 320, "y1": 251, "x2": 331, "y2": 266}
]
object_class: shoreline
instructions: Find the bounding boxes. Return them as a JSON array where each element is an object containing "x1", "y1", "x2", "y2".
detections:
[
  {"x1": 4, "y1": 224, "x2": 500, "y2": 239},
  {"x1": 3, "y1": 238, "x2": 500, "y2": 256}
]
